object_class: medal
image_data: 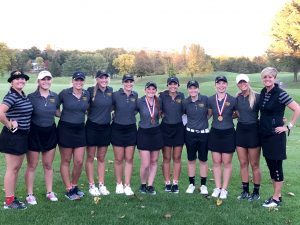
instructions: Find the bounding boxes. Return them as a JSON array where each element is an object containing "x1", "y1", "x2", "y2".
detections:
[
  {"x1": 145, "y1": 97, "x2": 156, "y2": 125},
  {"x1": 215, "y1": 94, "x2": 227, "y2": 122}
]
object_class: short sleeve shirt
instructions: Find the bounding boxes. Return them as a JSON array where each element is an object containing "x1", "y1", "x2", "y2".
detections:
[
  {"x1": 58, "y1": 88, "x2": 90, "y2": 124},
  {"x1": 236, "y1": 93, "x2": 260, "y2": 124},
  {"x1": 183, "y1": 94, "x2": 209, "y2": 130},
  {"x1": 2, "y1": 88, "x2": 33, "y2": 130},
  {"x1": 208, "y1": 93, "x2": 236, "y2": 130},
  {"x1": 28, "y1": 90, "x2": 59, "y2": 127},
  {"x1": 137, "y1": 96, "x2": 160, "y2": 129},
  {"x1": 112, "y1": 88, "x2": 138, "y2": 125},
  {"x1": 159, "y1": 90, "x2": 184, "y2": 124},
  {"x1": 87, "y1": 86, "x2": 113, "y2": 125}
]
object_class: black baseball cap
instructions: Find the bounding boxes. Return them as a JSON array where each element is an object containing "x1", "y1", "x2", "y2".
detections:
[
  {"x1": 72, "y1": 71, "x2": 85, "y2": 80},
  {"x1": 187, "y1": 80, "x2": 199, "y2": 88},
  {"x1": 122, "y1": 74, "x2": 134, "y2": 82},
  {"x1": 167, "y1": 76, "x2": 179, "y2": 86},
  {"x1": 7, "y1": 70, "x2": 29, "y2": 83},
  {"x1": 145, "y1": 81, "x2": 157, "y2": 89},
  {"x1": 215, "y1": 75, "x2": 228, "y2": 83},
  {"x1": 96, "y1": 70, "x2": 109, "y2": 78}
]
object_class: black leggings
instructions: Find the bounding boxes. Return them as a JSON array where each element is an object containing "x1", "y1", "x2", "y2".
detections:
[{"x1": 265, "y1": 158, "x2": 284, "y2": 182}]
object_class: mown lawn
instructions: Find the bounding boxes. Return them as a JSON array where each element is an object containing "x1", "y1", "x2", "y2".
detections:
[{"x1": 0, "y1": 72, "x2": 299, "y2": 225}]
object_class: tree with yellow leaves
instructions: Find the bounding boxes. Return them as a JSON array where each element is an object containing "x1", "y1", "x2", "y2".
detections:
[{"x1": 112, "y1": 53, "x2": 135, "y2": 75}]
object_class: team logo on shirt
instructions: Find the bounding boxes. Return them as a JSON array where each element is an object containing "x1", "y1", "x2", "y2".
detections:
[
  {"x1": 198, "y1": 103, "x2": 204, "y2": 108},
  {"x1": 106, "y1": 93, "x2": 112, "y2": 96},
  {"x1": 130, "y1": 97, "x2": 136, "y2": 102},
  {"x1": 49, "y1": 98, "x2": 55, "y2": 103},
  {"x1": 176, "y1": 99, "x2": 181, "y2": 103},
  {"x1": 225, "y1": 102, "x2": 230, "y2": 106},
  {"x1": 82, "y1": 96, "x2": 87, "y2": 101}
]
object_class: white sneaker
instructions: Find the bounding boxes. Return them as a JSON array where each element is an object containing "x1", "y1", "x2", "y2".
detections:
[
  {"x1": 219, "y1": 188, "x2": 228, "y2": 199},
  {"x1": 115, "y1": 183, "x2": 124, "y2": 194},
  {"x1": 26, "y1": 194, "x2": 37, "y2": 205},
  {"x1": 46, "y1": 192, "x2": 58, "y2": 201},
  {"x1": 89, "y1": 185, "x2": 100, "y2": 196},
  {"x1": 185, "y1": 184, "x2": 195, "y2": 194},
  {"x1": 200, "y1": 185, "x2": 209, "y2": 195},
  {"x1": 211, "y1": 188, "x2": 221, "y2": 198},
  {"x1": 123, "y1": 185, "x2": 134, "y2": 196},
  {"x1": 99, "y1": 185, "x2": 110, "y2": 195}
]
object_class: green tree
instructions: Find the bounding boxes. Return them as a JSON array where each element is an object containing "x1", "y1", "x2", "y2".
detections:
[
  {"x1": 133, "y1": 50, "x2": 153, "y2": 78},
  {"x1": 112, "y1": 54, "x2": 135, "y2": 75},
  {"x1": 0, "y1": 42, "x2": 11, "y2": 77},
  {"x1": 268, "y1": 0, "x2": 300, "y2": 81},
  {"x1": 99, "y1": 48, "x2": 126, "y2": 77}
]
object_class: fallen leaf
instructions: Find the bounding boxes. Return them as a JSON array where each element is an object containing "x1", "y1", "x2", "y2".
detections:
[
  {"x1": 164, "y1": 213, "x2": 172, "y2": 219},
  {"x1": 91, "y1": 211, "x2": 95, "y2": 215},
  {"x1": 287, "y1": 192, "x2": 295, "y2": 197},
  {"x1": 141, "y1": 205, "x2": 146, "y2": 209},
  {"x1": 209, "y1": 178, "x2": 214, "y2": 181},
  {"x1": 108, "y1": 160, "x2": 114, "y2": 164},
  {"x1": 216, "y1": 199, "x2": 223, "y2": 206},
  {"x1": 119, "y1": 215, "x2": 126, "y2": 219},
  {"x1": 94, "y1": 157, "x2": 97, "y2": 161},
  {"x1": 94, "y1": 196, "x2": 101, "y2": 204}
]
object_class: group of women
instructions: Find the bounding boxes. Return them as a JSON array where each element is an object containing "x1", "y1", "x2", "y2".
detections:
[{"x1": 0, "y1": 67, "x2": 299, "y2": 210}]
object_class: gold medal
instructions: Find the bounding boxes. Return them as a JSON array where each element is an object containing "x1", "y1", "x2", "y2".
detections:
[{"x1": 218, "y1": 116, "x2": 223, "y2": 121}]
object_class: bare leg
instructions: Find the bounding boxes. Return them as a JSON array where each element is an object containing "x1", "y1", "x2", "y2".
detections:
[
  {"x1": 113, "y1": 146, "x2": 125, "y2": 184},
  {"x1": 124, "y1": 146, "x2": 135, "y2": 185},
  {"x1": 41, "y1": 148, "x2": 56, "y2": 193},
  {"x1": 25, "y1": 151, "x2": 39, "y2": 194}
]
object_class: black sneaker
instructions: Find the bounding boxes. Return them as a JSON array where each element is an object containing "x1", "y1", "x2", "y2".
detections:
[
  {"x1": 165, "y1": 184, "x2": 172, "y2": 193},
  {"x1": 139, "y1": 184, "x2": 147, "y2": 194},
  {"x1": 248, "y1": 192, "x2": 260, "y2": 202},
  {"x1": 264, "y1": 196, "x2": 282, "y2": 204},
  {"x1": 65, "y1": 188, "x2": 80, "y2": 201},
  {"x1": 262, "y1": 198, "x2": 280, "y2": 208},
  {"x1": 73, "y1": 186, "x2": 85, "y2": 197},
  {"x1": 3, "y1": 198, "x2": 27, "y2": 210},
  {"x1": 171, "y1": 184, "x2": 179, "y2": 193},
  {"x1": 147, "y1": 186, "x2": 156, "y2": 195},
  {"x1": 237, "y1": 191, "x2": 250, "y2": 200}
]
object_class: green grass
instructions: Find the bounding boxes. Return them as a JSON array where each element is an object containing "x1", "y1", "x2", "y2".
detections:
[{"x1": 0, "y1": 72, "x2": 300, "y2": 225}]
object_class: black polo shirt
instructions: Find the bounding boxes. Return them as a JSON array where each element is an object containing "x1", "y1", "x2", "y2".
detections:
[
  {"x1": 28, "y1": 90, "x2": 59, "y2": 127},
  {"x1": 183, "y1": 94, "x2": 209, "y2": 130},
  {"x1": 137, "y1": 96, "x2": 160, "y2": 128},
  {"x1": 208, "y1": 93, "x2": 236, "y2": 130},
  {"x1": 236, "y1": 93, "x2": 260, "y2": 124},
  {"x1": 58, "y1": 88, "x2": 90, "y2": 124},
  {"x1": 159, "y1": 90, "x2": 184, "y2": 124},
  {"x1": 87, "y1": 86, "x2": 113, "y2": 124},
  {"x1": 112, "y1": 88, "x2": 138, "y2": 125},
  {"x1": 2, "y1": 88, "x2": 33, "y2": 130}
]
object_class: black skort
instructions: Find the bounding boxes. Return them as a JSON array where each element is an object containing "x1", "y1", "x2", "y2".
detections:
[
  {"x1": 57, "y1": 120, "x2": 86, "y2": 148},
  {"x1": 160, "y1": 122, "x2": 184, "y2": 147},
  {"x1": 208, "y1": 127, "x2": 236, "y2": 153},
  {"x1": 0, "y1": 127, "x2": 29, "y2": 155},
  {"x1": 86, "y1": 120, "x2": 111, "y2": 147},
  {"x1": 111, "y1": 123, "x2": 137, "y2": 147},
  {"x1": 137, "y1": 126, "x2": 163, "y2": 151}
]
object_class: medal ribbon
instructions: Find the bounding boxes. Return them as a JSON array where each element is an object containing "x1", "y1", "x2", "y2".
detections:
[
  {"x1": 145, "y1": 97, "x2": 155, "y2": 122},
  {"x1": 215, "y1": 94, "x2": 227, "y2": 117}
]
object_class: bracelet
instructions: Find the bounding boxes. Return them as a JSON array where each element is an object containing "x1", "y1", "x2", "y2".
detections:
[{"x1": 286, "y1": 125, "x2": 290, "y2": 136}]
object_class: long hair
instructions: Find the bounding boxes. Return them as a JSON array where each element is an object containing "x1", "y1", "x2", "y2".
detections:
[
  {"x1": 236, "y1": 85, "x2": 258, "y2": 109},
  {"x1": 153, "y1": 95, "x2": 161, "y2": 117}
]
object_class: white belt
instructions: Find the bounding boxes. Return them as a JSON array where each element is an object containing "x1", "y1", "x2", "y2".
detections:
[{"x1": 186, "y1": 127, "x2": 209, "y2": 133}]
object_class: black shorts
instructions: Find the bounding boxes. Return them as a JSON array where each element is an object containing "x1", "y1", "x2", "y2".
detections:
[
  {"x1": 57, "y1": 120, "x2": 86, "y2": 148},
  {"x1": 137, "y1": 126, "x2": 163, "y2": 151},
  {"x1": 265, "y1": 158, "x2": 284, "y2": 182},
  {"x1": 236, "y1": 122, "x2": 260, "y2": 148},
  {"x1": 111, "y1": 123, "x2": 137, "y2": 147},
  {"x1": 0, "y1": 127, "x2": 29, "y2": 155},
  {"x1": 208, "y1": 127, "x2": 236, "y2": 153},
  {"x1": 261, "y1": 133, "x2": 286, "y2": 160},
  {"x1": 185, "y1": 130, "x2": 208, "y2": 161},
  {"x1": 160, "y1": 122, "x2": 184, "y2": 147},
  {"x1": 28, "y1": 123, "x2": 57, "y2": 152},
  {"x1": 86, "y1": 120, "x2": 111, "y2": 147}
]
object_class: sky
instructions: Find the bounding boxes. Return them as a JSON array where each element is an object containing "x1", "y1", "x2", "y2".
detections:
[{"x1": 0, "y1": 0, "x2": 289, "y2": 57}]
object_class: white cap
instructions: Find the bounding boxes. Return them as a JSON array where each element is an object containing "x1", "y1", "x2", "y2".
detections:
[
  {"x1": 236, "y1": 74, "x2": 249, "y2": 84},
  {"x1": 38, "y1": 70, "x2": 52, "y2": 80}
]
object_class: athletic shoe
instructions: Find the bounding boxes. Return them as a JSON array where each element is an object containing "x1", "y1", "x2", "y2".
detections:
[
  {"x1": 237, "y1": 191, "x2": 250, "y2": 200},
  {"x1": 165, "y1": 184, "x2": 172, "y2": 193},
  {"x1": 262, "y1": 198, "x2": 280, "y2": 208},
  {"x1": 124, "y1": 185, "x2": 134, "y2": 196},
  {"x1": 139, "y1": 184, "x2": 147, "y2": 194},
  {"x1": 3, "y1": 198, "x2": 27, "y2": 210},
  {"x1": 219, "y1": 189, "x2": 228, "y2": 199},
  {"x1": 248, "y1": 193, "x2": 260, "y2": 202},
  {"x1": 46, "y1": 192, "x2": 58, "y2": 201},
  {"x1": 73, "y1": 186, "x2": 85, "y2": 197},
  {"x1": 185, "y1": 184, "x2": 195, "y2": 194},
  {"x1": 26, "y1": 194, "x2": 37, "y2": 205},
  {"x1": 89, "y1": 185, "x2": 100, "y2": 196},
  {"x1": 171, "y1": 184, "x2": 179, "y2": 193},
  {"x1": 264, "y1": 196, "x2": 282, "y2": 204},
  {"x1": 147, "y1": 186, "x2": 156, "y2": 195},
  {"x1": 211, "y1": 188, "x2": 221, "y2": 198},
  {"x1": 65, "y1": 188, "x2": 80, "y2": 201},
  {"x1": 99, "y1": 185, "x2": 110, "y2": 196},
  {"x1": 116, "y1": 183, "x2": 124, "y2": 194},
  {"x1": 200, "y1": 185, "x2": 209, "y2": 195}
]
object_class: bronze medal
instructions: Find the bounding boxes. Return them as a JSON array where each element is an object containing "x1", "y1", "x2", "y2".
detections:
[{"x1": 218, "y1": 116, "x2": 223, "y2": 121}]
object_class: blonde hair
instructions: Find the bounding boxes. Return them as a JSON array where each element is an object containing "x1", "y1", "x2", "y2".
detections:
[
  {"x1": 92, "y1": 77, "x2": 110, "y2": 102},
  {"x1": 236, "y1": 83, "x2": 258, "y2": 110},
  {"x1": 261, "y1": 67, "x2": 278, "y2": 78}
]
